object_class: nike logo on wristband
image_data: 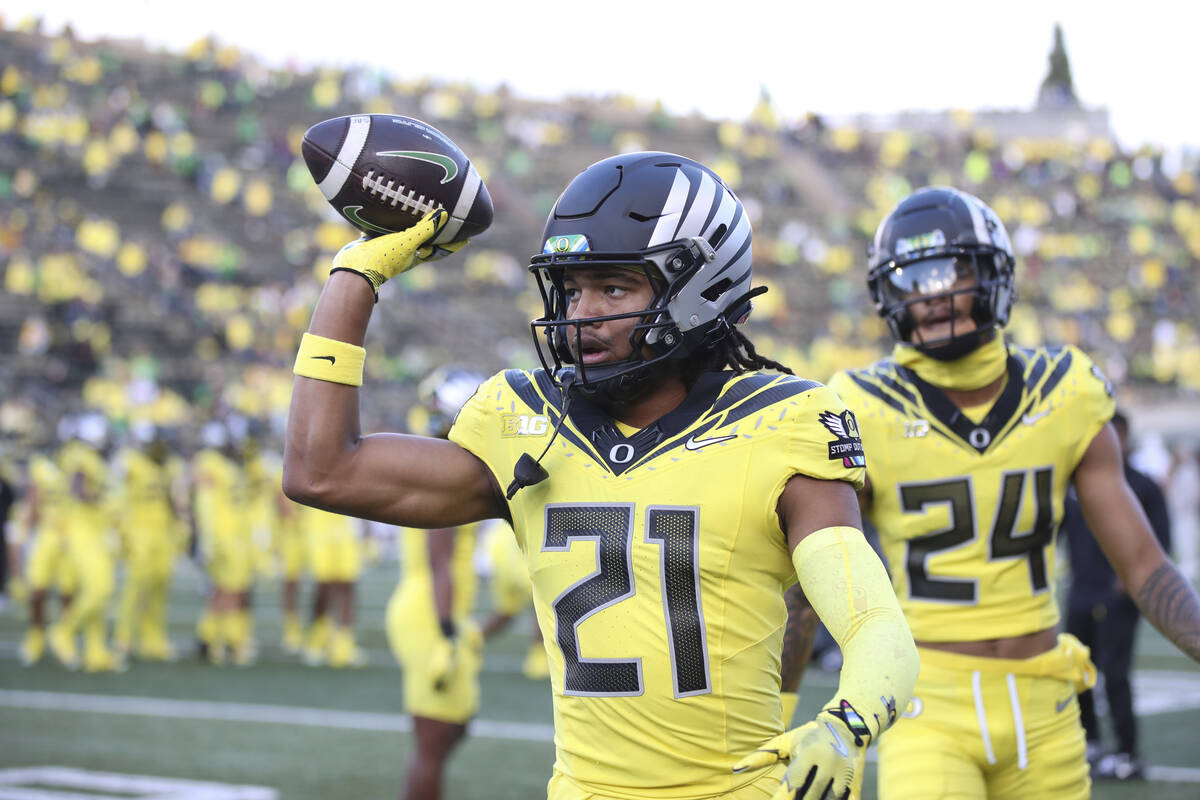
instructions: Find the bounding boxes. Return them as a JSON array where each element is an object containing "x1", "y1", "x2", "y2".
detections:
[{"x1": 311, "y1": 355, "x2": 336, "y2": 364}]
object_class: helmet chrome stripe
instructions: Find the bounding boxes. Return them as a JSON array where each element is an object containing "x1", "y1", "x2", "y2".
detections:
[{"x1": 648, "y1": 169, "x2": 693, "y2": 247}]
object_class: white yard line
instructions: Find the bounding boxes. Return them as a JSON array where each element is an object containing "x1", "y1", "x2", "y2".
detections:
[
  {"x1": 0, "y1": 765, "x2": 277, "y2": 799},
  {"x1": 0, "y1": 689, "x2": 555, "y2": 743}
]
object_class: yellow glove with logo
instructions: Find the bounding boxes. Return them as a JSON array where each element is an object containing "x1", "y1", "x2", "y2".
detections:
[
  {"x1": 330, "y1": 209, "x2": 468, "y2": 299},
  {"x1": 732, "y1": 703, "x2": 868, "y2": 800}
]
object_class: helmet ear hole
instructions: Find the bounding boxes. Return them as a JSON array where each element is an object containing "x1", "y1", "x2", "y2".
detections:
[
  {"x1": 707, "y1": 224, "x2": 727, "y2": 250},
  {"x1": 700, "y1": 278, "x2": 733, "y2": 302}
]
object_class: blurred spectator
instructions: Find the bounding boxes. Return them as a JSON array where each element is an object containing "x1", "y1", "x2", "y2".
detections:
[{"x1": 1063, "y1": 410, "x2": 1172, "y2": 782}]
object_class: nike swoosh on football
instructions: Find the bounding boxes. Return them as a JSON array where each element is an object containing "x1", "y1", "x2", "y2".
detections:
[
  {"x1": 684, "y1": 433, "x2": 737, "y2": 451},
  {"x1": 1022, "y1": 408, "x2": 1050, "y2": 425},
  {"x1": 311, "y1": 355, "x2": 336, "y2": 364},
  {"x1": 376, "y1": 150, "x2": 459, "y2": 184},
  {"x1": 1055, "y1": 695, "x2": 1074, "y2": 713},
  {"x1": 342, "y1": 205, "x2": 396, "y2": 235}
]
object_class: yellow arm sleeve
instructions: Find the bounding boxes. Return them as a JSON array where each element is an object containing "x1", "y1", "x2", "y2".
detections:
[{"x1": 792, "y1": 526, "x2": 919, "y2": 743}]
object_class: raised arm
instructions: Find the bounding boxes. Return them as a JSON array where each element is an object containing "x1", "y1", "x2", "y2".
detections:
[
  {"x1": 1073, "y1": 422, "x2": 1200, "y2": 660},
  {"x1": 282, "y1": 213, "x2": 505, "y2": 528}
]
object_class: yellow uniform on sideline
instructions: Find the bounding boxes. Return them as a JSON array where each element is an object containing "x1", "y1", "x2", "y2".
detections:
[
  {"x1": 486, "y1": 519, "x2": 531, "y2": 618},
  {"x1": 24, "y1": 454, "x2": 77, "y2": 596},
  {"x1": 449, "y1": 369, "x2": 864, "y2": 799},
  {"x1": 830, "y1": 344, "x2": 1112, "y2": 800},
  {"x1": 112, "y1": 447, "x2": 185, "y2": 658},
  {"x1": 193, "y1": 448, "x2": 254, "y2": 593},
  {"x1": 386, "y1": 524, "x2": 482, "y2": 723},
  {"x1": 303, "y1": 506, "x2": 362, "y2": 583},
  {"x1": 54, "y1": 440, "x2": 119, "y2": 671}
]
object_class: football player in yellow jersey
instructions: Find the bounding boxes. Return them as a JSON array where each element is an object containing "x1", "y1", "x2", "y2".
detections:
[
  {"x1": 112, "y1": 423, "x2": 186, "y2": 661},
  {"x1": 284, "y1": 152, "x2": 918, "y2": 800},
  {"x1": 300, "y1": 504, "x2": 365, "y2": 667},
  {"x1": 828, "y1": 187, "x2": 1200, "y2": 799},
  {"x1": 480, "y1": 516, "x2": 550, "y2": 679},
  {"x1": 52, "y1": 417, "x2": 124, "y2": 672},
  {"x1": 20, "y1": 452, "x2": 78, "y2": 666},
  {"x1": 274, "y1": 477, "x2": 307, "y2": 654},
  {"x1": 192, "y1": 423, "x2": 256, "y2": 665},
  {"x1": 386, "y1": 367, "x2": 488, "y2": 800}
]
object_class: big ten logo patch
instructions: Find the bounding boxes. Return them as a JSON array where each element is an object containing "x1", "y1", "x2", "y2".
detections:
[{"x1": 501, "y1": 414, "x2": 551, "y2": 438}]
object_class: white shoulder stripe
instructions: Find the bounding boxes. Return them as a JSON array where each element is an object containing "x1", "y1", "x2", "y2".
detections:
[{"x1": 317, "y1": 115, "x2": 372, "y2": 201}]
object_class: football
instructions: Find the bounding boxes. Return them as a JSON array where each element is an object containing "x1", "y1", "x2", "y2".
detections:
[{"x1": 301, "y1": 114, "x2": 493, "y2": 244}]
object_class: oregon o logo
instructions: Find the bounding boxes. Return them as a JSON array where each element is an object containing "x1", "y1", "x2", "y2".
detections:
[
  {"x1": 609, "y1": 444, "x2": 635, "y2": 464},
  {"x1": 969, "y1": 428, "x2": 991, "y2": 449}
]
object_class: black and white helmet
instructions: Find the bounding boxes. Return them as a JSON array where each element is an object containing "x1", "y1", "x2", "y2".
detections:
[
  {"x1": 529, "y1": 151, "x2": 758, "y2": 398},
  {"x1": 868, "y1": 186, "x2": 1016, "y2": 360}
]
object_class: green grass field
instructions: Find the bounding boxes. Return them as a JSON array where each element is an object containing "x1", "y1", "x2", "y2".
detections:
[{"x1": 2, "y1": 558, "x2": 1198, "y2": 799}]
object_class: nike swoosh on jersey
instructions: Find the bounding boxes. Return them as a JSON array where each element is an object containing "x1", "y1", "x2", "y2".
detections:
[
  {"x1": 311, "y1": 355, "x2": 336, "y2": 364},
  {"x1": 1022, "y1": 408, "x2": 1050, "y2": 425},
  {"x1": 1055, "y1": 694, "x2": 1074, "y2": 713},
  {"x1": 684, "y1": 433, "x2": 738, "y2": 451}
]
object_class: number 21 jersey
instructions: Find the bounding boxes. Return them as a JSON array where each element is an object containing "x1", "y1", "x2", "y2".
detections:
[{"x1": 450, "y1": 368, "x2": 864, "y2": 798}]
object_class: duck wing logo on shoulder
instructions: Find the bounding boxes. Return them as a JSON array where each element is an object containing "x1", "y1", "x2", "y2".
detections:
[{"x1": 819, "y1": 410, "x2": 866, "y2": 468}]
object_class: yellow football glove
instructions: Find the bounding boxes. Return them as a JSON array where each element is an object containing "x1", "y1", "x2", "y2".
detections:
[
  {"x1": 330, "y1": 208, "x2": 468, "y2": 298},
  {"x1": 428, "y1": 623, "x2": 483, "y2": 692},
  {"x1": 733, "y1": 703, "x2": 870, "y2": 800},
  {"x1": 428, "y1": 634, "x2": 458, "y2": 692}
]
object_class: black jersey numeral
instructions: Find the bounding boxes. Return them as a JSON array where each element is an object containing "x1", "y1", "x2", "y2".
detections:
[
  {"x1": 899, "y1": 468, "x2": 1055, "y2": 603},
  {"x1": 900, "y1": 479, "x2": 977, "y2": 602},
  {"x1": 543, "y1": 504, "x2": 710, "y2": 698}
]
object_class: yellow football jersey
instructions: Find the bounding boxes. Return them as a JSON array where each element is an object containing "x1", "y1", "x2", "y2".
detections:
[
  {"x1": 57, "y1": 440, "x2": 110, "y2": 537},
  {"x1": 29, "y1": 454, "x2": 70, "y2": 533},
  {"x1": 828, "y1": 344, "x2": 1114, "y2": 643},
  {"x1": 449, "y1": 368, "x2": 864, "y2": 798},
  {"x1": 115, "y1": 448, "x2": 183, "y2": 553},
  {"x1": 398, "y1": 523, "x2": 479, "y2": 622},
  {"x1": 192, "y1": 449, "x2": 246, "y2": 538}
]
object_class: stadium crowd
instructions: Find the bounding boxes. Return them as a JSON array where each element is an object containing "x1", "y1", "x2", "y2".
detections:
[{"x1": 0, "y1": 18, "x2": 1198, "y2": 671}]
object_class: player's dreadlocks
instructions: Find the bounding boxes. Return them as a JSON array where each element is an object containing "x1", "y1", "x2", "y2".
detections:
[{"x1": 689, "y1": 327, "x2": 794, "y2": 378}]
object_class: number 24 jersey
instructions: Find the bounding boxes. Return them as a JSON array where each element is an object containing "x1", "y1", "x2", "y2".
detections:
[
  {"x1": 450, "y1": 368, "x2": 864, "y2": 798},
  {"x1": 828, "y1": 344, "x2": 1114, "y2": 643}
]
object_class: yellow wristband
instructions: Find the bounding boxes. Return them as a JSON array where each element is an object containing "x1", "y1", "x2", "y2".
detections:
[{"x1": 293, "y1": 332, "x2": 365, "y2": 386}]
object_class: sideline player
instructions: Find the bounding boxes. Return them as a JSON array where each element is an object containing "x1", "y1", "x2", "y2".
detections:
[
  {"x1": 387, "y1": 367, "x2": 487, "y2": 799},
  {"x1": 19, "y1": 450, "x2": 77, "y2": 665},
  {"x1": 192, "y1": 422, "x2": 256, "y2": 665},
  {"x1": 51, "y1": 415, "x2": 123, "y2": 672},
  {"x1": 1063, "y1": 410, "x2": 1171, "y2": 780},
  {"x1": 113, "y1": 423, "x2": 187, "y2": 660},
  {"x1": 284, "y1": 152, "x2": 918, "y2": 799},
  {"x1": 301, "y1": 504, "x2": 365, "y2": 667},
  {"x1": 829, "y1": 186, "x2": 1200, "y2": 799}
]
